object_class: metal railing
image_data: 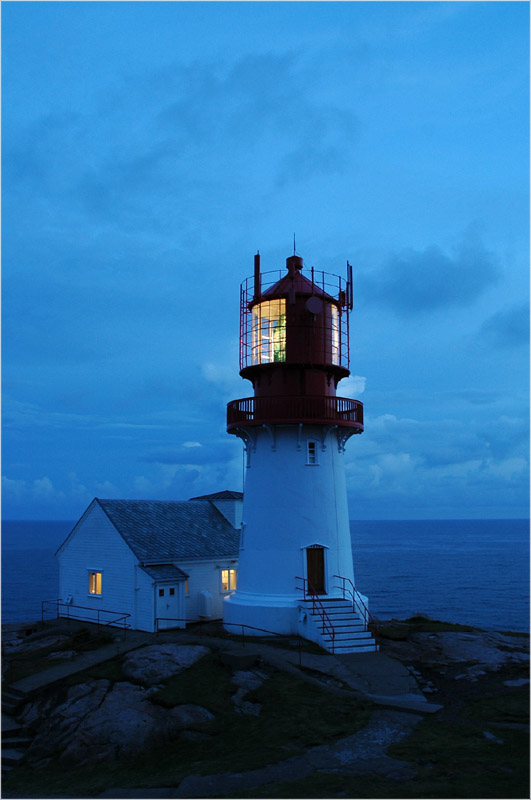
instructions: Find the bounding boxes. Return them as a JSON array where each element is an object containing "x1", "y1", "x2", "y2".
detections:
[
  {"x1": 227, "y1": 394, "x2": 364, "y2": 431},
  {"x1": 295, "y1": 576, "x2": 336, "y2": 653},
  {"x1": 41, "y1": 600, "x2": 131, "y2": 637},
  {"x1": 154, "y1": 617, "x2": 305, "y2": 665},
  {"x1": 333, "y1": 574, "x2": 379, "y2": 650}
]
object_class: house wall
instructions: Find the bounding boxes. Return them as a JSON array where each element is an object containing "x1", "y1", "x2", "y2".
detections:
[
  {"x1": 211, "y1": 499, "x2": 243, "y2": 530},
  {"x1": 178, "y1": 558, "x2": 239, "y2": 621},
  {"x1": 57, "y1": 503, "x2": 157, "y2": 632}
]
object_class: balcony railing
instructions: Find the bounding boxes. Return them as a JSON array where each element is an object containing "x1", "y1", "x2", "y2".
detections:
[{"x1": 227, "y1": 395, "x2": 363, "y2": 431}]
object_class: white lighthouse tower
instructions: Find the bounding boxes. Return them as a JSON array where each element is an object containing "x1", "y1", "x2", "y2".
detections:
[{"x1": 224, "y1": 252, "x2": 376, "y2": 653}]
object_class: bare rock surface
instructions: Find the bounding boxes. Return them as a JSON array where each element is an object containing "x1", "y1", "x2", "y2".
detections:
[
  {"x1": 122, "y1": 644, "x2": 210, "y2": 685},
  {"x1": 231, "y1": 669, "x2": 267, "y2": 716},
  {"x1": 384, "y1": 630, "x2": 529, "y2": 673},
  {"x1": 2, "y1": 634, "x2": 70, "y2": 654},
  {"x1": 24, "y1": 680, "x2": 214, "y2": 766}
]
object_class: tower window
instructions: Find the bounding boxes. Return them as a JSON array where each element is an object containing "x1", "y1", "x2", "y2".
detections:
[
  {"x1": 307, "y1": 441, "x2": 318, "y2": 465},
  {"x1": 88, "y1": 571, "x2": 102, "y2": 595},
  {"x1": 251, "y1": 299, "x2": 286, "y2": 365},
  {"x1": 221, "y1": 568, "x2": 237, "y2": 592}
]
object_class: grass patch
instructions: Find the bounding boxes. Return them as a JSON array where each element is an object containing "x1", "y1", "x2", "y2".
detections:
[
  {"x1": 3, "y1": 630, "x2": 116, "y2": 684},
  {"x1": 403, "y1": 615, "x2": 481, "y2": 633},
  {"x1": 463, "y1": 685, "x2": 529, "y2": 724},
  {"x1": 229, "y1": 716, "x2": 530, "y2": 798},
  {"x1": 63, "y1": 654, "x2": 126, "y2": 686}
]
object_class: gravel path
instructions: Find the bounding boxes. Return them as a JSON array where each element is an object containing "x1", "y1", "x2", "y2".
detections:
[{"x1": 100, "y1": 709, "x2": 422, "y2": 798}]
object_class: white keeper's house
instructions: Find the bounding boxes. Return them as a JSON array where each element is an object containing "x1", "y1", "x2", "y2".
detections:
[{"x1": 55, "y1": 490, "x2": 242, "y2": 632}]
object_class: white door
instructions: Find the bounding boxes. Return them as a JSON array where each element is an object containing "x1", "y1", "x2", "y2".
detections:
[{"x1": 156, "y1": 585, "x2": 181, "y2": 630}]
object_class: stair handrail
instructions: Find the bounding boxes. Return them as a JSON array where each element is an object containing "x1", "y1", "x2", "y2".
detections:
[
  {"x1": 333, "y1": 574, "x2": 379, "y2": 648},
  {"x1": 295, "y1": 575, "x2": 336, "y2": 653}
]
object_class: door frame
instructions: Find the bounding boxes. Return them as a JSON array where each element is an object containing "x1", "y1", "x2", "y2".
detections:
[{"x1": 304, "y1": 543, "x2": 328, "y2": 595}]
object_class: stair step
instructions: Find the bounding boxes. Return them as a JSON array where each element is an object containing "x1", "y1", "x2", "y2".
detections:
[
  {"x1": 2, "y1": 736, "x2": 32, "y2": 749},
  {"x1": 3, "y1": 687, "x2": 26, "y2": 699},
  {"x1": 323, "y1": 633, "x2": 374, "y2": 644},
  {"x1": 2, "y1": 749, "x2": 25, "y2": 766},
  {"x1": 323, "y1": 631, "x2": 370, "y2": 641},
  {"x1": 2, "y1": 701, "x2": 21, "y2": 714},
  {"x1": 2, "y1": 716, "x2": 23, "y2": 734}
]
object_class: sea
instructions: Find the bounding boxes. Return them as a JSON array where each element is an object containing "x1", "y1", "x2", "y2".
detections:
[{"x1": 1, "y1": 519, "x2": 529, "y2": 632}]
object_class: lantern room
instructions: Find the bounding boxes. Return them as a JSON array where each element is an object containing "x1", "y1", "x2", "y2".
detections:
[
  {"x1": 227, "y1": 252, "x2": 364, "y2": 435},
  {"x1": 240, "y1": 254, "x2": 351, "y2": 379}
]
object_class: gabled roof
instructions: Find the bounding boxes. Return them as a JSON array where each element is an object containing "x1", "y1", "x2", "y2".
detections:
[
  {"x1": 140, "y1": 564, "x2": 188, "y2": 582},
  {"x1": 188, "y1": 490, "x2": 243, "y2": 501},
  {"x1": 96, "y1": 499, "x2": 240, "y2": 562}
]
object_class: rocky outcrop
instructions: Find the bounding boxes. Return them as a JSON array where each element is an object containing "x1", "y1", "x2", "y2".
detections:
[
  {"x1": 23, "y1": 679, "x2": 214, "y2": 766},
  {"x1": 122, "y1": 644, "x2": 210, "y2": 685},
  {"x1": 231, "y1": 669, "x2": 267, "y2": 716}
]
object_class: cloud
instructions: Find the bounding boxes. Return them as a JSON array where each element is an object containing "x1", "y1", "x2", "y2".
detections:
[
  {"x1": 479, "y1": 303, "x2": 529, "y2": 349},
  {"x1": 339, "y1": 375, "x2": 366, "y2": 397},
  {"x1": 361, "y1": 234, "x2": 500, "y2": 315}
]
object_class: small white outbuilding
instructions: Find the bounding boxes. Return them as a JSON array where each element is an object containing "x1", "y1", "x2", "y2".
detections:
[{"x1": 55, "y1": 490, "x2": 242, "y2": 632}]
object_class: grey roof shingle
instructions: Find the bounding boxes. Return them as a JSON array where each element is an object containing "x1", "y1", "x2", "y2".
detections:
[
  {"x1": 97, "y1": 499, "x2": 240, "y2": 562},
  {"x1": 140, "y1": 564, "x2": 188, "y2": 582}
]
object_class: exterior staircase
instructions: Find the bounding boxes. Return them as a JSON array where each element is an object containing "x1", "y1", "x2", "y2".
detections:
[
  {"x1": 2, "y1": 688, "x2": 31, "y2": 774},
  {"x1": 298, "y1": 597, "x2": 378, "y2": 654}
]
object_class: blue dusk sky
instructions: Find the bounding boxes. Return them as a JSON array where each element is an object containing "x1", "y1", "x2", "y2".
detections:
[{"x1": 2, "y1": 1, "x2": 529, "y2": 521}]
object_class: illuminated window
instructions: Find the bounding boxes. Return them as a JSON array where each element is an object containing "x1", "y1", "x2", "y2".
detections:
[
  {"x1": 88, "y1": 571, "x2": 102, "y2": 595},
  {"x1": 251, "y1": 299, "x2": 286, "y2": 365},
  {"x1": 330, "y1": 305, "x2": 340, "y2": 365},
  {"x1": 307, "y1": 441, "x2": 318, "y2": 465},
  {"x1": 185, "y1": 579, "x2": 189, "y2": 595},
  {"x1": 221, "y1": 568, "x2": 237, "y2": 592}
]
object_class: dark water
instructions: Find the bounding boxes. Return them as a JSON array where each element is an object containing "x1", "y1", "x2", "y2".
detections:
[
  {"x1": 1, "y1": 519, "x2": 529, "y2": 631},
  {"x1": 351, "y1": 519, "x2": 529, "y2": 633}
]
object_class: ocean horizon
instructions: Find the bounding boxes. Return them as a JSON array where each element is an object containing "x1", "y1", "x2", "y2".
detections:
[{"x1": 2, "y1": 518, "x2": 529, "y2": 632}]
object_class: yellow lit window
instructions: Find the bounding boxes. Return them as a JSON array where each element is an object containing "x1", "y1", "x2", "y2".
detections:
[
  {"x1": 89, "y1": 571, "x2": 102, "y2": 595},
  {"x1": 251, "y1": 299, "x2": 286, "y2": 365},
  {"x1": 185, "y1": 579, "x2": 189, "y2": 595},
  {"x1": 221, "y1": 568, "x2": 237, "y2": 592}
]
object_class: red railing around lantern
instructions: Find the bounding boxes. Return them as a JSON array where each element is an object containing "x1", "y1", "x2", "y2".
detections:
[{"x1": 227, "y1": 394, "x2": 363, "y2": 431}]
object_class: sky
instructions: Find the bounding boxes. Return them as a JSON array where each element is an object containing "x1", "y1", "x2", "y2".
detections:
[{"x1": 2, "y1": 1, "x2": 529, "y2": 521}]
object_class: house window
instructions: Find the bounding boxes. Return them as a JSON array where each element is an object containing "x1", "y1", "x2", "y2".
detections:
[
  {"x1": 307, "y1": 441, "x2": 318, "y2": 465},
  {"x1": 159, "y1": 588, "x2": 165, "y2": 597},
  {"x1": 185, "y1": 579, "x2": 189, "y2": 595},
  {"x1": 169, "y1": 587, "x2": 175, "y2": 596},
  {"x1": 88, "y1": 571, "x2": 102, "y2": 596},
  {"x1": 221, "y1": 568, "x2": 237, "y2": 592}
]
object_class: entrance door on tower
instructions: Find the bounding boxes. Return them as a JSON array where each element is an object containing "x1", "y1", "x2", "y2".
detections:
[
  {"x1": 156, "y1": 585, "x2": 180, "y2": 630},
  {"x1": 306, "y1": 546, "x2": 326, "y2": 595}
]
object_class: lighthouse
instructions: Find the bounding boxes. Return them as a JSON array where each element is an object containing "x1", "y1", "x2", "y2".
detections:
[{"x1": 224, "y1": 252, "x2": 376, "y2": 653}]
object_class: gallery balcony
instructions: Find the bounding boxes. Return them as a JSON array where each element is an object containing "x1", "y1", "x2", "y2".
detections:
[{"x1": 226, "y1": 395, "x2": 364, "y2": 433}]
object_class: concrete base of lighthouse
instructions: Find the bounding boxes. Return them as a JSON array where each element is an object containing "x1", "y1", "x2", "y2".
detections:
[{"x1": 223, "y1": 592, "x2": 299, "y2": 637}]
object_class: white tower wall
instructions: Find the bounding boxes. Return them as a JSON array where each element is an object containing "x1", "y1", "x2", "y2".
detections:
[{"x1": 223, "y1": 423, "x2": 355, "y2": 635}]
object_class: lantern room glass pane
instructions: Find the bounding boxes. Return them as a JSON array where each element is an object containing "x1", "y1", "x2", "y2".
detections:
[
  {"x1": 251, "y1": 299, "x2": 286, "y2": 365},
  {"x1": 330, "y1": 305, "x2": 340, "y2": 365}
]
